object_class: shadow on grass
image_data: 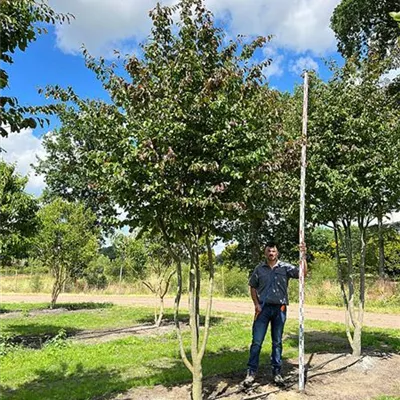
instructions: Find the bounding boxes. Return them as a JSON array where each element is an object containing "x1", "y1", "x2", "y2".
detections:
[
  {"x1": 0, "y1": 363, "x2": 130, "y2": 400},
  {"x1": 135, "y1": 312, "x2": 224, "y2": 327},
  {"x1": 286, "y1": 329, "x2": 400, "y2": 354},
  {"x1": 2, "y1": 326, "x2": 399, "y2": 400},
  {"x1": 54, "y1": 302, "x2": 114, "y2": 311},
  {"x1": 0, "y1": 302, "x2": 114, "y2": 314},
  {"x1": 2, "y1": 324, "x2": 82, "y2": 349}
]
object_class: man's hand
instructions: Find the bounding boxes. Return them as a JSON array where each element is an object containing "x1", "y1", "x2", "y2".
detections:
[
  {"x1": 299, "y1": 242, "x2": 308, "y2": 276},
  {"x1": 254, "y1": 303, "x2": 262, "y2": 320}
]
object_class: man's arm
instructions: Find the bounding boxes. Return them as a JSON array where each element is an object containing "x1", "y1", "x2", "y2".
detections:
[{"x1": 250, "y1": 287, "x2": 262, "y2": 314}]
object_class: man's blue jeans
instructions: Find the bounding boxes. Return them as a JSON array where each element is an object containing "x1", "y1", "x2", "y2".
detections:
[{"x1": 247, "y1": 303, "x2": 287, "y2": 374}]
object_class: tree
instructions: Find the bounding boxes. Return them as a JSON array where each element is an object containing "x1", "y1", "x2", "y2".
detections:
[
  {"x1": 33, "y1": 198, "x2": 99, "y2": 307},
  {"x1": 141, "y1": 232, "x2": 176, "y2": 327},
  {"x1": 307, "y1": 59, "x2": 400, "y2": 356},
  {"x1": 113, "y1": 232, "x2": 148, "y2": 286},
  {"x1": 0, "y1": 161, "x2": 38, "y2": 264},
  {"x1": 331, "y1": 0, "x2": 400, "y2": 61},
  {"x1": 36, "y1": 125, "x2": 119, "y2": 232},
  {"x1": 39, "y1": 1, "x2": 280, "y2": 396},
  {"x1": 0, "y1": 0, "x2": 71, "y2": 137}
]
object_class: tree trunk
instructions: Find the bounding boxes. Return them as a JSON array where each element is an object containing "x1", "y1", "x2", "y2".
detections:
[
  {"x1": 51, "y1": 281, "x2": 62, "y2": 308},
  {"x1": 51, "y1": 263, "x2": 64, "y2": 308},
  {"x1": 340, "y1": 220, "x2": 357, "y2": 350},
  {"x1": 377, "y1": 211, "x2": 385, "y2": 278},
  {"x1": 192, "y1": 362, "x2": 203, "y2": 400},
  {"x1": 352, "y1": 325, "x2": 362, "y2": 356},
  {"x1": 156, "y1": 296, "x2": 164, "y2": 327},
  {"x1": 352, "y1": 223, "x2": 367, "y2": 356},
  {"x1": 118, "y1": 262, "x2": 123, "y2": 293},
  {"x1": 333, "y1": 222, "x2": 349, "y2": 307}
]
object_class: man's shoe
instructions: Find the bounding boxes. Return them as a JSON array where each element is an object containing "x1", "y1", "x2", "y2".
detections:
[
  {"x1": 243, "y1": 370, "x2": 256, "y2": 387},
  {"x1": 273, "y1": 373, "x2": 285, "y2": 386}
]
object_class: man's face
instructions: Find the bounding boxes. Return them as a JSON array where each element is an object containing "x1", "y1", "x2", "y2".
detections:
[{"x1": 265, "y1": 246, "x2": 278, "y2": 262}]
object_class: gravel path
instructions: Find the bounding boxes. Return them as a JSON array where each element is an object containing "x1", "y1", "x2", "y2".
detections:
[{"x1": 1, "y1": 293, "x2": 399, "y2": 329}]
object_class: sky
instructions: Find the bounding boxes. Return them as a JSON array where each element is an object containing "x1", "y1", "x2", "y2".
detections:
[{"x1": 1, "y1": 0, "x2": 399, "y2": 225}]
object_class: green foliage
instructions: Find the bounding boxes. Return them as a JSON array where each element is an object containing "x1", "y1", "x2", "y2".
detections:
[
  {"x1": 218, "y1": 266, "x2": 249, "y2": 297},
  {"x1": 385, "y1": 233, "x2": 400, "y2": 277},
  {"x1": 38, "y1": 1, "x2": 283, "y2": 246},
  {"x1": 113, "y1": 233, "x2": 148, "y2": 281},
  {"x1": 43, "y1": 328, "x2": 69, "y2": 349},
  {"x1": 218, "y1": 243, "x2": 240, "y2": 270},
  {"x1": 365, "y1": 225, "x2": 400, "y2": 277},
  {"x1": 309, "y1": 226, "x2": 335, "y2": 258},
  {"x1": 84, "y1": 255, "x2": 110, "y2": 289},
  {"x1": 29, "y1": 274, "x2": 44, "y2": 293},
  {"x1": 331, "y1": 0, "x2": 400, "y2": 60},
  {"x1": 0, "y1": 332, "x2": 18, "y2": 356},
  {"x1": 0, "y1": 0, "x2": 72, "y2": 137},
  {"x1": 309, "y1": 256, "x2": 338, "y2": 282},
  {"x1": 0, "y1": 161, "x2": 38, "y2": 264},
  {"x1": 33, "y1": 198, "x2": 100, "y2": 305},
  {"x1": 390, "y1": 11, "x2": 400, "y2": 27},
  {"x1": 307, "y1": 59, "x2": 400, "y2": 228}
]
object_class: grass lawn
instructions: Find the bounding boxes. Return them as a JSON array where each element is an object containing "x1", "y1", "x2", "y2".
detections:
[{"x1": 0, "y1": 303, "x2": 399, "y2": 400}]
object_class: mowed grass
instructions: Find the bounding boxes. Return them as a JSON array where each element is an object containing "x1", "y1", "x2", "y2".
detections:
[
  {"x1": 0, "y1": 303, "x2": 399, "y2": 400},
  {"x1": 0, "y1": 304, "x2": 155, "y2": 337}
]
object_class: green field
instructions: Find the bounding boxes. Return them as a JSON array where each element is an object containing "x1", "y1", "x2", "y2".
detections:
[{"x1": 1, "y1": 302, "x2": 399, "y2": 400}]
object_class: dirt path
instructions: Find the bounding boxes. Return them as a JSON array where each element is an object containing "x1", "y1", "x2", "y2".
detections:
[{"x1": 2, "y1": 293, "x2": 399, "y2": 329}]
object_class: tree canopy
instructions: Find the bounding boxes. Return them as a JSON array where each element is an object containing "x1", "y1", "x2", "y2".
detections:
[
  {"x1": 331, "y1": 0, "x2": 400, "y2": 60},
  {"x1": 0, "y1": 161, "x2": 38, "y2": 263},
  {"x1": 0, "y1": 0, "x2": 71, "y2": 137}
]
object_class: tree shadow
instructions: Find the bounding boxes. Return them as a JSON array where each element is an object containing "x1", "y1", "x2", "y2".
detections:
[
  {"x1": 3, "y1": 329, "x2": 399, "y2": 400},
  {"x1": 0, "y1": 302, "x2": 114, "y2": 314},
  {"x1": 135, "y1": 312, "x2": 225, "y2": 327},
  {"x1": 0, "y1": 363, "x2": 131, "y2": 400},
  {"x1": 286, "y1": 329, "x2": 400, "y2": 355},
  {"x1": 54, "y1": 302, "x2": 114, "y2": 311},
  {"x1": 2, "y1": 324, "x2": 82, "y2": 349}
]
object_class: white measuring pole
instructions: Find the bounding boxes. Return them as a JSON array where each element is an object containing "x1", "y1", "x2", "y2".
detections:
[{"x1": 298, "y1": 71, "x2": 309, "y2": 392}]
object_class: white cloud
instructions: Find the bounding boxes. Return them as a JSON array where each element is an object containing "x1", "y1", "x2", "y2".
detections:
[
  {"x1": 262, "y1": 47, "x2": 285, "y2": 79},
  {"x1": 289, "y1": 55, "x2": 319, "y2": 75},
  {"x1": 49, "y1": 0, "x2": 340, "y2": 58},
  {"x1": 385, "y1": 212, "x2": 400, "y2": 224},
  {"x1": 205, "y1": 0, "x2": 340, "y2": 54},
  {"x1": 380, "y1": 68, "x2": 400, "y2": 85},
  {"x1": 0, "y1": 128, "x2": 46, "y2": 196},
  {"x1": 49, "y1": 0, "x2": 175, "y2": 57}
]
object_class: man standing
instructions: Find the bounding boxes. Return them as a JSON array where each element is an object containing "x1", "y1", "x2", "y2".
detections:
[{"x1": 244, "y1": 241, "x2": 307, "y2": 386}]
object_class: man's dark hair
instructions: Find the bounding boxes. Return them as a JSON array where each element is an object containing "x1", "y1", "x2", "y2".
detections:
[{"x1": 264, "y1": 241, "x2": 278, "y2": 250}]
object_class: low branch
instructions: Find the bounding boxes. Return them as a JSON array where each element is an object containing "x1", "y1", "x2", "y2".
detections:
[{"x1": 142, "y1": 281, "x2": 156, "y2": 293}]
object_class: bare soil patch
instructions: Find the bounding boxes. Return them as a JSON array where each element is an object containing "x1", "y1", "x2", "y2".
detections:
[
  {"x1": 110, "y1": 352, "x2": 400, "y2": 400},
  {"x1": 71, "y1": 321, "x2": 187, "y2": 344}
]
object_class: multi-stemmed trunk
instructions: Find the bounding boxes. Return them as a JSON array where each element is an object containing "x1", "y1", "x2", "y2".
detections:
[
  {"x1": 143, "y1": 269, "x2": 175, "y2": 327},
  {"x1": 333, "y1": 218, "x2": 367, "y2": 356},
  {"x1": 51, "y1": 262, "x2": 67, "y2": 308},
  {"x1": 160, "y1": 222, "x2": 214, "y2": 400}
]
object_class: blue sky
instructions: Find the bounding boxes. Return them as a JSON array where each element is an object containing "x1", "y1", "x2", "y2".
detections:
[{"x1": 2, "y1": 0, "x2": 398, "y2": 232}]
